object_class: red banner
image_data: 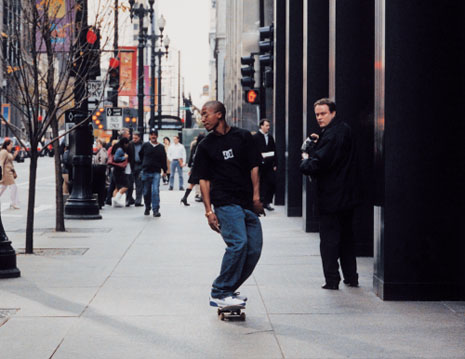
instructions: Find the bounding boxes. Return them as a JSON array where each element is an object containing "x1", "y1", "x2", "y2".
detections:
[{"x1": 118, "y1": 47, "x2": 137, "y2": 96}]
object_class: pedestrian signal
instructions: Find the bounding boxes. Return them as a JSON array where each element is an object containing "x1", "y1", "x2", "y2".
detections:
[{"x1": 245, "y1": 89, "x2": 260, "y2": 105}]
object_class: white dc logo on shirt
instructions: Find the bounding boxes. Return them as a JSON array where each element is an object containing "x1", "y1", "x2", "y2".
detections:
[{"x1": 222, "y1": 149, "x2": 234, "y2": 160}]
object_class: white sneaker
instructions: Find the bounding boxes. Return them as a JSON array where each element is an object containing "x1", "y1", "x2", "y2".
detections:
[
  {"x1": 233, "y1": 292, "x2": 248, "y2": 302},
  {"x1": 209, "y1": 296, "x2": 246, "y2": 308},
  {"x1": 112, "y1": 196, "x2": 123, "y2": 208}
]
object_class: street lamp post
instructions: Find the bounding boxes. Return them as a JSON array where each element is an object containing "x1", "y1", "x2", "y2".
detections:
[
  {"x1": 149, "y1": 15, "x2": 166, "y2": 129},
  {"x1": 129, "y1": 0, "x2": 154, "y2": 135},
  {"x1": 0, "y1": 211, "x2": 20, "y2": 278},
  {"x1": 154, "y1": 36, "x2": 170, "y2": 129}
]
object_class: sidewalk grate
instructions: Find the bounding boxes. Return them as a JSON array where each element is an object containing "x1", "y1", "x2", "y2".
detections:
[
  {"x1": 16, "y1": 248, "x2": 89, "y2": 256},
  {"x1": 0, "y1": 309, "x2": 19, "y2": 328}
]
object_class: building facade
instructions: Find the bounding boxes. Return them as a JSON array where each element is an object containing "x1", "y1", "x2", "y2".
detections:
[{"x1": 211, "y1": 0, "x2": 465, "y2": 301}]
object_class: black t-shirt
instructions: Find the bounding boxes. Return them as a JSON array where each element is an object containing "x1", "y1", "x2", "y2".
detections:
[{"x1": 194, "y1": 127, "x2": 263, "y2": 209}]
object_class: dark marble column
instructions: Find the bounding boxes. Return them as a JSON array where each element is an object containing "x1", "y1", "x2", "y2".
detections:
[
  {"x1": 330, "y1": 0, "x2": 374, "y2": 256},
  {"x1": 273, "y1": 0, "x2": 286, "y2": 206},
  {"x1": 374, "y1": 0, "x2": 465, "y2": 300},
  {"x1": 302, "y1": 0, "x2": 329, "y2": 232},
  {"x1": 284, "y1": 0, "x2": 303, "y2": 217}
]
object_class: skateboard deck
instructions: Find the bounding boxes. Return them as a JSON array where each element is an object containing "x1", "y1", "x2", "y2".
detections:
[{"x1": 217, "y1": 305, "x2": 246, "y2": 321}]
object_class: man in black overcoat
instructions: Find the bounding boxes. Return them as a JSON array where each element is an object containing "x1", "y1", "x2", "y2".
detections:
[
  {"x1": 300, "y1": 98, "x2": 360, "y2": 290},
  {"x1": 252, "y1": 119, "x2": 276, "y2": 211}
]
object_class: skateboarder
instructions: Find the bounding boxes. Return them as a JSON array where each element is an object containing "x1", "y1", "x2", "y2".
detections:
[{"x1": 194, "y1": 100, "x2": 265, "y2": 308}]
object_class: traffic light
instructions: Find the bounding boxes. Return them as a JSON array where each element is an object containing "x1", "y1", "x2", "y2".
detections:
[
  {"x1": 91, "y1": 107, "x2": 106, "y2": 130},
  {"x1": 108, "y1": 57, "x2": 120, "y2": 89},
  {"x1": 259, "y1": 24, "x2": 274, "y2": 88},
  {"x1": 87, "y1": 28, "x2": 101, "y2": 79},
  {"x1": 123, "y1": 108, "x2": 138, "y2": 129},
  {"x1": 240, "y1": 55, "x2": 255, "y2": 89},
  {"x1": 245, "y1": 88, "x2": 260, "y2": 105}
]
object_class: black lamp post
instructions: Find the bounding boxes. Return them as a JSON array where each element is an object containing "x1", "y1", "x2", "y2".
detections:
[
  {"x1": 0, "y1": 212, "x2": 20, "y2": 278},
  {"x1": 64, "y1": 0, "x2": 101, "y2": 220},
  {"x1": 154, "y1": 35, "x2": 170, "y2": 129},
  {"x1": 129, "y1": 0, "x2": 154, "y2": 135},
  {"x1": 149, "y1": 15, "x2": 167, "y2": 129}
]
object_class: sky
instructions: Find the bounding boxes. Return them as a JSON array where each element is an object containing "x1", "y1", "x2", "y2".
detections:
[{"x1": 157, "y1": 0, "x2": 211, "y2": 108}]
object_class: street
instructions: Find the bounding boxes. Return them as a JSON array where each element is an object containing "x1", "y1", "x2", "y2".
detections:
[{"x1": 0, "y1": 157, "x2": 464, "y2": 359}]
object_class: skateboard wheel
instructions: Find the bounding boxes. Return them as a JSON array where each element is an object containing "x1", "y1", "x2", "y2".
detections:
[
  {"x1": 240, "y1": 313, "x2": 246, "y2": 320},
  {"x1": 219, "y1": 313, "x2": 225, "y2": 321}
]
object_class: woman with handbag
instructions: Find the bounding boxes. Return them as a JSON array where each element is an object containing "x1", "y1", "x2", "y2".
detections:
[
  {"x1": 109, "y1": 137, "x2": 130, "y2": 207},
  {"x1": 0, "y1": 138, "x2": 20, "y2": 209}
]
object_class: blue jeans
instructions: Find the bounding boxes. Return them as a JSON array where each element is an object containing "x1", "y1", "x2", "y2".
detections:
[
  {"x1": 141, "y1": 171, "x2": 161, "y2": 211},
  {"x1": 211, "y1": 204, "x2": 263, "y2": 299},
  {"x1": 169, "y1": 160, "x2": 183, "y2": 189}
]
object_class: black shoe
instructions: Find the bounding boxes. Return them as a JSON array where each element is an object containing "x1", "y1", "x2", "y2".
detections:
[
  {"x1": 322, "y1": 283, "x2": 339, "y2": 290},
  {"x1": 264, "y1": 204, "x2": 275, "y2": 211},
  {"x1": 105, "y1": 200, "x2": 112, "y2": 206},
  {"x1": 343, "y1": 280, "x2": 359, "y2": 287},
  {"x1": 144, "y1": 208, "x2": 150, "y2": 216},
  {"x1": 153, "y1": 211, "x2": 161, "y2": 217},
  {"x1": 179, "y1": 187, "x2": 184, "y2": 191},
  {"x1": 125, "y1": 203, "x2": 131, "y2": 207},
  {"x1": 180, "y1": 198, "x2": 190, "y2": 206},
  {"x1": 135, "y1": 203, "x2": 143, "y2": 207},
  {"x1": 169, "y1": 187, "x2": 173, "y2": 191},
  {"x1": 194, "y1": 195, "x2": 202, "y2": 202}
]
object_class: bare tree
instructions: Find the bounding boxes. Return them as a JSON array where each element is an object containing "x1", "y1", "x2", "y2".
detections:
[{"x1": 0, "y1": 0, "x2": 114, "y2": 253}]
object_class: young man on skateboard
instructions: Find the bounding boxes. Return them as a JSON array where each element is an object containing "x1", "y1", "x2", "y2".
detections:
[{"x1": 194, "y1": 101, "x2": 265, "y2": 308}]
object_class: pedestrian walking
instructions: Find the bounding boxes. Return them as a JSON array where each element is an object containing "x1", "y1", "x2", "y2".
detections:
[
  {"x1": 194, "y1": 100, "x2": 265, "y2": 308},
  {"x1": 162, "y1": 137, "x2": 171, "y2": 185},
  {"x1": 92, "y1": 139, "x2": 108, "y2": 209},
  {"x1": 252, "y1": 119, "x2": 277, "y2": 211},
  {"x1": 105, "y1": 139, "x2": 118, "y2": 205},
  {"x1": 61, "y1": 145, "x2": 72, "y2": 195},
  {"x1": 300, "y1": 98, "x2": 361, "y2": 290},
  {"x1": 180, "y1": 133, "x2": 205, "y2": 206},
  {"x1": 120, "y1": 128, "x2": 136, "y2": 207},
  {"x1": 129, "y1": 131, "x2": 144, "y2": 207},
  {"x1": 109, "y1": 137, "x2": 130, "y2": 207},
  {"x1": 167, "y1": 135, "x2": 186, "y2": 190},
  {"x1": 139, "y1": 128, "x2": 167, "y2": 217},
  {"x1": 0, "y1": 139, "x2": 20, "y2": 209}
]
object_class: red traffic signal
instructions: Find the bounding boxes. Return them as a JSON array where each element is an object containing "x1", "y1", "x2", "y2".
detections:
[
  {"x1": 245, "y1": 89, "x2": 260, "y2": 105},
  {"x1": 86, "y1": 29, "x2": 97, "y2": 45},
  {"x1": 109, "y1": 57, "x2": 120, "y2": 69}
]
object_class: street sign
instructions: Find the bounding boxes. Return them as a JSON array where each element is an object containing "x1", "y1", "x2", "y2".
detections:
[
  {"x1": 65, "y1": 109, "x2": 87, "y2": 124},
  {"x1": 88, "y1": 81, "x2": 103, "y2": 99},
  {"x1": 88, "y1": 81, "x2": 104, "y2": 110},
  {"x1": 106, "y1": 107, "x2": 123, "y2": 130}
]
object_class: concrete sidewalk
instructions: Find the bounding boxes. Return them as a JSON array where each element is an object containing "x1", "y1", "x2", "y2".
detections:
[{"x1": 1, "y1": 189, "x2": 464, "y2": 358}]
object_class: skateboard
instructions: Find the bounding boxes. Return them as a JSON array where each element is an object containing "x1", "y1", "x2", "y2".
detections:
[{"x1": 217, "y1": 305, "x2": 246, "y2": 321}]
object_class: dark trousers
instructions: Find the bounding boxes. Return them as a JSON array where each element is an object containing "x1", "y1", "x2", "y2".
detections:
[
  {"x1": 127, "y1": 164, "x2": 143, "y2": 205},
  {"x1": 92, "y1": 164, "x2": 107, "y2": 208},
  {"x1": 319, "y1": 209, "x2": 358, "y2": 285},
  {"x1": 105, "y1": 168, "x2": 115, "y2": 204},
  {"x1": 259, "y1": 166, "x2": 276, "y2": 205}
]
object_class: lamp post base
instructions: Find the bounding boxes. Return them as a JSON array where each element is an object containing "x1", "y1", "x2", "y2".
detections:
[
  {"x1": 0, "y1": 240, "x2": 21, "y2": 278},
  {"x1": 64, "y1": 198, "x2": 102, "y2": 220}
]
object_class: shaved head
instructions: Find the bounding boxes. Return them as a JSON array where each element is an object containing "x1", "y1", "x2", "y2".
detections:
[{"x1": 203, "y1": 101, "x2": 226, "y2": 120}]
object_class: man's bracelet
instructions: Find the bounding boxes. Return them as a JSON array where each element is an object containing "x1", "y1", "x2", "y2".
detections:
[{"x1": 205, "y1": 211, "x2": 214, "y2": 217}]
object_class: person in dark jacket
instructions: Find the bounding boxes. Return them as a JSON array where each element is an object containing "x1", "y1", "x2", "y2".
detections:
[
  {"x1": 300, "y1": 98, "x2": 360, "y2": 290},
  {"x1": 252, "y1": 119, "x2": 276, "y2": 211},
  {"x1": 139, "y1": 128, "x2": 167, "y2": 217},
  {"x1": 180, "y1": 133, "x2": 205, "y2": 206}
]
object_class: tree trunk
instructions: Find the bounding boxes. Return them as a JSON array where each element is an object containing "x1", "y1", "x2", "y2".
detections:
[
  {"x1": 25, "y1": 151, "x2": 38, "y2": 254},
  {"x1": 51, "y1": 116, "x2": 65, "y2": 232}
]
